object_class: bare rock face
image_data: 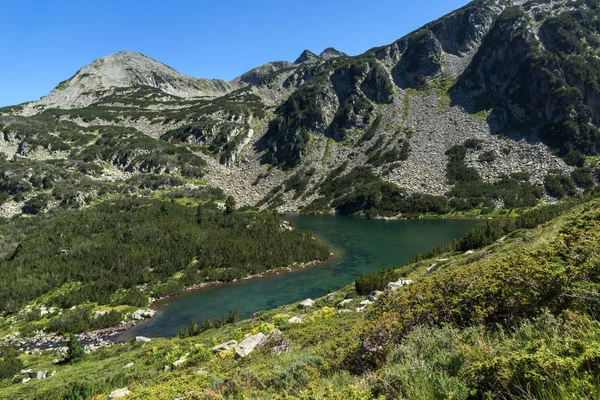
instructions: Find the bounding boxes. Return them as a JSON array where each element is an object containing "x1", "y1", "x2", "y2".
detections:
[
  {"x1": 23, "y1": 51, "x2": 231, "y2": 113},
  {"x1": 235, "y1": 333, "x2": 266, "y2": 359},
  {"x1": 319, "y1": 47, "x2": 347, "y2": 59},
  {"x1": 294, "y1": 49, "x2": 320, "y2": 64},
  {"x1": 212, "y1": 340, "x2": 238, "y2": 353}
]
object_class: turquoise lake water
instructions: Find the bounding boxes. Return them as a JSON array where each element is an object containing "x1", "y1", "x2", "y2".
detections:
[{"x1": 120, "y1": 215, "x2": 482, "y2": 339}]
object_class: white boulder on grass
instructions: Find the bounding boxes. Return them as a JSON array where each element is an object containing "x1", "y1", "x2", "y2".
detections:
[
  {"x1": 288, "y1": 314, "x2": 306, "y2": 324},
  {"x1": 212, "y1": 340, "x2": 238, "y2": 353},
  {"x1": 109, "y1": 388, "x2": 131, "y2": 398},
  {"x1": 336, "y1": 299, "x2": 353, "y2": 308},
  {"x1": 385, "y1": 280, "x2": 412, "y2": 291},
  {"x1": 235, "y1": 333, "x2": 266, "y2": 359},
  {"x1": 298, "y1": 299, "x2": 314, "y2": 309}
]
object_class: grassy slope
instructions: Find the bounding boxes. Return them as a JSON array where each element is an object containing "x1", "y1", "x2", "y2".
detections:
[{"x1": 1, "y1": 198, "x2": 600, "y2": 399}]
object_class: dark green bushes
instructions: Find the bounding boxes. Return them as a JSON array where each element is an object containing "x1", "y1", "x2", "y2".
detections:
[
  {"x1": 0, "y1": 345, "x2": 23, "y2": 380},
  {"x1": 284, "y1": 167, "x2": 316, "y2": 198},
  {"x1": 456, "y1": 220, "x2": 514, "y2": 251},
  {"x1": 332, "y1": 182, "x2": 448, "y2": 218},
  {"x1": 478, "y1": 151, "x2": 496, "y2": 163},
  {"x1": 355, "y1": 268, "x2": 401, "y2": 295},
  {"x1": 544, "y1": 173, "x2": 577, "y2": 198},
  {"x1": 571, "y1": 167, "x2": 595, "y2": 188},
  {"x1": 46, "y1": 307, "x2": 123, "y2": 335},
  {"x1": 66, "y1": 335, "x2": 85, "y2": 363},
  {"x1": 22, "y1": 194, "x2": 52, "y2": 215},
  {"x1": 164, "y1": 187, "x2": 225, "y2": 202},
  {"x1": 178, "y1": 310, "x2": 241, "y2": 338},
  {"x1": 447, "y1": 175, "x2": 544, "y2": 210},
  {"x1": 0, "y1": 199, "x2": 330, "y2": 315},
  {"x1": 463, "y1": 138, "x2": 483, "y2": 150},
  {"x1": 126, "y1": 174, "x2": 184, "y2": 190},
  {"x1": 445, "y1": 145, "x2": 481, "y2": 184}
]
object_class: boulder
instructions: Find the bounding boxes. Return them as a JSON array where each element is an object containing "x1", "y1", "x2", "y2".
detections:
[
  {"x1": 367, "y1": 291, "x2": 383, "y2": 301},
  {"x1": 172, "y1": 353, "x2": 189, "y2": 369},
  {"x1": 135, "y1": 336, "x2": 151, "y2": 343},
  {"x1": 21, "y1": 377, "x2": 31, "y2": 384},
  {"x1": 326, "y1": 293, "x2": 335, "y2": 301},
  {"x1": 464, "y1": 250, "x2": 475, "y2": 255},
  {"x1": 298, "y1": 299, "x2": 314, "y2": 309},
  {"x1": 260, "y1": 329, "x2": 292, "y2": 355},
  {"x1": 130, "y1": 309, "x2": 156, "y2": 321},
  {"x1": 93, "y1": 310, "x2": 109, "y2": 319},
  {"x1": 124, "y1": 362, "x2": 135, "y2": 369},
  {"x1": 426, "y1": 263, "x2": 438, "y2": 274},
  {"x1": 109, "y1": 388, "x2": 131, "y2": 398},
  {"x1": 336, "y1": 299, "x2": 353, "y2": 308},
  {"x1": 212, "y1": 340, "x2": 238, "y2": 353},
  {"x1": 235, "y1": 333, "x2": 266, "y2": 359},
  {"x1": 385, "y1": 280, "x2": 412, "y2": 291},
  {"x1": 35, "y1": 371, "x2": 48, "y2": 379},
  {"x1": 287, "y1": 314, "x2": 306, "y2": 324}
]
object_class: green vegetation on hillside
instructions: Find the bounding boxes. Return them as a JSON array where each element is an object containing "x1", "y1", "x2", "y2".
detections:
[
  {"x1": 0, "y1": 199, "x2": 330, "y2": 320},
  {"x1": 3, "y1": 193, "x2": 599, "y2": 399}
]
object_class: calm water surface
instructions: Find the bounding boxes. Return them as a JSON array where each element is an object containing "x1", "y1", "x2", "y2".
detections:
[{"x1": 120, "y1": 215, "x2": 481, "y2": 339}]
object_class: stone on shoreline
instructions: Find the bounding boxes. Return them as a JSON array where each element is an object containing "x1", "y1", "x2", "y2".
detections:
[
  {"x1": 130, "y1": 309, "x2": 155, "y2": 321},
  {"x1": 135, "y1": 336, "x2": 151, "y2": 342},
  {"x1": 298, "y1": 299, "x2": 314, "y2": 309}
]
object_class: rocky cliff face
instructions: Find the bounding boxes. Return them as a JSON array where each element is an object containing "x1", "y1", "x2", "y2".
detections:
[
  {"x1": 2, "y1": 0, "x2": 599, "y2": 218},
  {"x1": 459, "y1": 1, "x2": 600, "y2": 161}
]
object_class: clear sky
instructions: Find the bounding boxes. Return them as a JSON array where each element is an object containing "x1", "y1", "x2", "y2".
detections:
[{"x1": 1, "y1": 0, "x2": 470, "y2": 106}]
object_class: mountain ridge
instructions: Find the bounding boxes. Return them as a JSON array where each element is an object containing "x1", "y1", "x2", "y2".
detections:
[{"x1": 1, "y1": 0, "x2": 599, "y2": 220}]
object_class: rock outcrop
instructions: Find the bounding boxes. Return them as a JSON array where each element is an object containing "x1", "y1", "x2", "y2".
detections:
[{"x1": 235, "y1": 333, "x2": 266, "y2": 359}]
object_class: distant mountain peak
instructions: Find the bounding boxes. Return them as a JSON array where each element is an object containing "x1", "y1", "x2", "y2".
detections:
[
  {"x1": 23, "y1": 51, "x2": 231, "y2": 113},
  {"x1": 294, "y1": 50, "x2": 320, "y2": 64},
  {"x1": 230, "y1": 61, "x2": 293, "y2": 88},
  {"x1": 319, "y1": 47, "x2": 347, "y2": 59}
]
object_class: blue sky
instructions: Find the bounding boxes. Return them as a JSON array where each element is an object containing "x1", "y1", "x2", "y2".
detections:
[{"x1": 1, "y1": 0, "x2": 469, "y2": 106}]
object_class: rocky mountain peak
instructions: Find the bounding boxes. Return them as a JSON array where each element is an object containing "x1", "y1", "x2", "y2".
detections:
[
  {"x1": 294, "y1": 50, "x2": 320, "y2": 64},
  {"x1": 230, "y1": 60, "x2": 293, "y2": 88},
  {"x1": 22, "y1": 50, "x2": 231, "y2": 114},
  {"x1": 319, "y1": 47, "x2": 347, "y2": 59}
]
